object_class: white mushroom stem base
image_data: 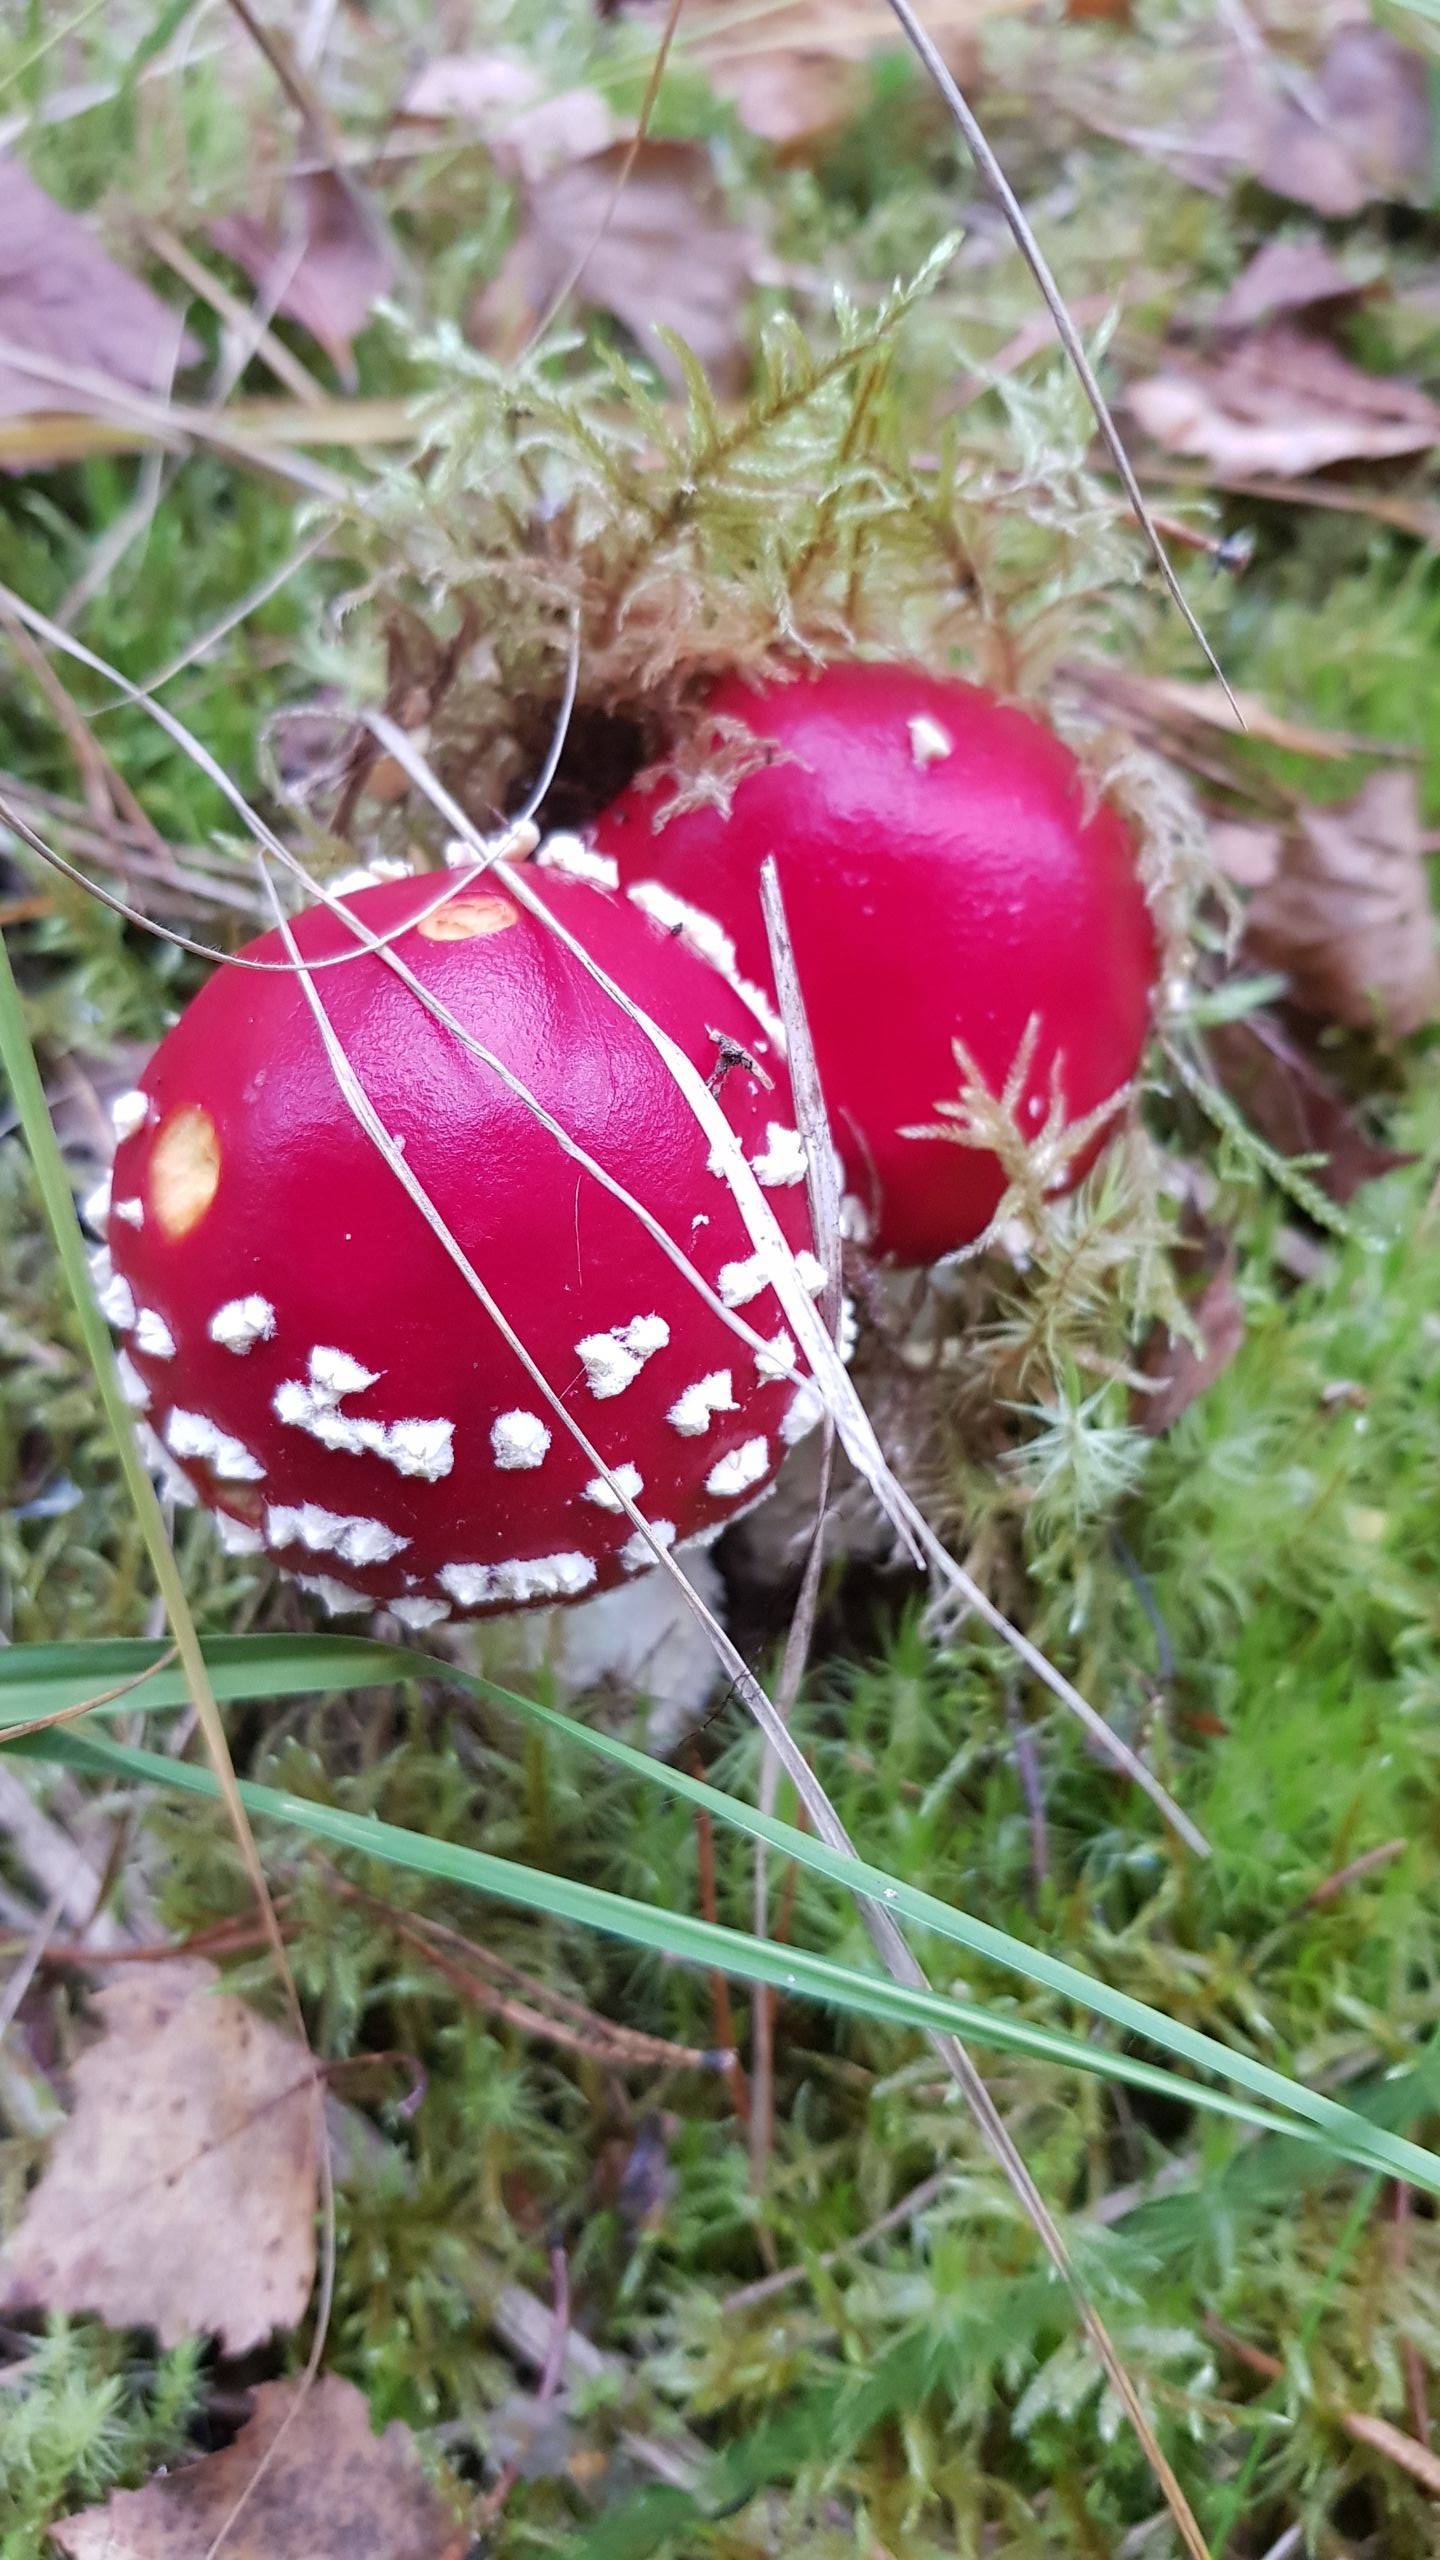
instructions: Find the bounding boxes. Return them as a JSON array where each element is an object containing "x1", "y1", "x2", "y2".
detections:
[{"x1": 458, "y1": 1551, "x2": 727, "y2": 1756}]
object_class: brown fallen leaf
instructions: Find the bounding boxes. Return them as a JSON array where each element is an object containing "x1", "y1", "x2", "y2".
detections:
[
  {"x1": 1207, "y1": 1012, "x2": 1413, "y2": 1205},
  {"x1": 210, "y1": 172, "x2": 395, "y2": 384},
  {"x1": 471, "y1": 138, "x2": 758, "y2": 396},
  {"x1": 52, "y1": 2375, "x2": 466, "y2": 2560},
  {"x1": 1243, "y1": 769, "x2": 1440, "y2": 1039},
  {"x1": 1128, "y1": 326, "x2": 1440, "y2": 478},
  {"x1": 0, "y1": 1958, "x2": 317, "y2": 2352},
  {"x1": 399, "y1": 50, "x2": 543, "y2": 123},
  {"x1": 692, "y1": 0, "x2": 1030, "y2": 151},
  {"x1": 1213, "y1": 235, "x2": 1363, "y2": 335},
  {"x1": 710, "y1": 45, "x2": 868, "y2": 154},
  {"x1": 1181, "y1": 24, "x2": 1433, "y2": 216},
  {"x1": 1208, "y1": 818, "x2": 1284, "y2": 889},
  {"x1": 0, "y1": 158, "x2": 199, "y2": 446},
  {"x1": 1139, "y1": 1249, "x2": 1245, "y2": 1434},
  {"x1": 398, "y1": 55, "x2": 617, "y2": 180}
]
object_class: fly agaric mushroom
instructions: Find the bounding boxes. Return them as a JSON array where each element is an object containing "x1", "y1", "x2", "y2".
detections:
[
  {"x1": 591, "y1": 662, "x2": 1159, "y2": 1266},
  {"x1": 96, "y1": 865, "x2": 829, "y2": 1623}
]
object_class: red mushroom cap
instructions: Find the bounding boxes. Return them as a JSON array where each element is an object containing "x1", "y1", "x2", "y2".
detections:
[
  {"x1": 591, "y1": 663, "x2": 1159, "y2": 1266},
  {"x1": 99, "y1": 865, "x2": 826, "y2": 1622}
]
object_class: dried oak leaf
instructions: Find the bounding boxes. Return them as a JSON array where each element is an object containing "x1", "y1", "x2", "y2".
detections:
[
  {"x1": 1206, "y1": 1012, "x2": 1413, "y2": 1205},
  {"x1": 1139, "y1": 1252, "x2": 1245, "y2": 1434},
  {"x1": 1128, "y1": 326, "x2": 1440, "y2": 478},
  {"x1": 1182, "y1": 25, "x2": 1432, "y2": 216},
  {"x1": 0, "y1": 1958, "x2": 317, "y2": 2352},
  {"x1": 471, "y1": 138, "x2": 757, "y2": 397},
  {"x1": 399, "y1": 51, "x2": 543, "y2": 122},
  {"x1": 1243, "y1": 769, "x2": 1440, "y2": 1039},
  {"x1": 0, "y1": 157, "x2": 198, "y2": 431},
  {"x1": 399, "y1": 57, "x2": 616, "y2": 181},
  {"x1": 209, "y1": 172, "x2": 395, "y2": 382},
  {"x1": 52, "y1": 2375, "x2": 466, "y2": 2560},
  {"x1": 1213, "y1": 235, "x2": 1362, "y2": 335}
]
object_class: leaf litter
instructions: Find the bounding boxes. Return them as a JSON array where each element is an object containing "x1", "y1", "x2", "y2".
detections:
[
  {"x1": 1238, "y1": 769, "x2": 1440, "y2": 1039},
  {"x1": 0, "y1": 158, "x2": 199, "y2": 451},
  {"x1": 209, "y1": 172, "x2": 396, "y2": 385},
  {"x1": 2, "y1": 0, "x2": 1434, "y2": 2549},
  {"x1": 470, "y1": 136, "x2": 759, "y2": 395},
  {"x1": 1175, "y1": 20, "x2": 1434, "y2": 214},
  {"x1": 0, "y1": 1957, "x2": 317, "y2": 2353},
  {"x1": 1128, "y1": 325, "x2": 1440, "y2": 477},
  {"x1": 51, "y1": 2375, "x2": 466, "y2": 2560}
]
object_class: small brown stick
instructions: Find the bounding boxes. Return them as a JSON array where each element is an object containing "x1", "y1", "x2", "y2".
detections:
[
  {"x1": 0, "y1": 1640, "x2": 180, "y2": 1743},
  {"x1": 687, "y1": 1748, "x2": 750, "y2": 2124},
  {"x1": 721, "y1": 2167, "x2": 950, "y2": 2314},
  {"x1": 1302, "y1": 1840, "x2": 1407, "y2": 1910},
  {"x1": 1391, "y1": 2183, "x2": 1433, "y2": 2449},
  {"x1": 1207, "y1": 2319, "x2": 1440, "y2": 2497},
  {"x1": 0, "y1": 608, "x2": 174, "y2": 870},
  {"x1": 326, "y1": 1874, "x2": 719, "y2": 2077},
  {"x1": 477, "y1": 2241, "x2": 572, "y2": 2535},
  {"x1": 139, "y1": 219, "x2": 328, "y2": 409}
]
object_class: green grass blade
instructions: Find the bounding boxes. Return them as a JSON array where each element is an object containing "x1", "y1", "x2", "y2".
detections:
[
  {"x1": 7, "y1": 1631, "x2": 1440, "y2": 2190},
  {"x1": 7, "y1": 1712, "x2": 1425, "y2": 2181},
  {"x1": 0, "y1": 1634, "x2": 410, "y2": 1725}
]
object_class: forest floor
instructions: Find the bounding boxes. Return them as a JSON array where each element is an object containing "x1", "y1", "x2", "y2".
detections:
[{"x1": 2, "y1": 3, "x2": 1440, "y2": 2555}]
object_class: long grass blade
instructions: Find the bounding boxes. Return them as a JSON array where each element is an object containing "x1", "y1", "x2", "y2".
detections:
[
  {"x1": 7, "y1": 1631, "x2": 1436, "y2": 2192},
  {"x1": 1, "y1": 1715, "x2": 1384, "y2": 2171}
]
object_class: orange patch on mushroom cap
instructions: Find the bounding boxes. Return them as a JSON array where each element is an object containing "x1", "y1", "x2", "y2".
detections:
[
  {"x1": 416, "y1": 895, "x2": 519, "y2": 943},
  {"x1": 149, "y1": 1105, "x2": 221, "y2": 1238}
]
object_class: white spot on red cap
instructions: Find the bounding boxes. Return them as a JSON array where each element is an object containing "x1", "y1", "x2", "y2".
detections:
[
  {"x1": 749, "y1": 1124, "x2": 807, "y2": 1188},
  {"x1": 110, "y1": 1089, "x2": 149, "y2": 1140},
  {"x1": 795, "y1": 1251, "x2": 828, "y2": 1296},
  {"x1": 96, "y1": 1263, "x2": 137, "y2": 1331},
  {"x1": 111, "y1": 1197, "x2": 144, "y2": 1229},
  {"x1": 115, "y1": 1350, "x2": 150, "y2": 1411},
  {"x1": 908, "y1": 713, "x2": 953, "y2": 768},
  {"x1": 754, "y1": 1331, "x2": 794, "y2": 1383},
  {"x1": 308, "y1": 1345, "x2": 379, "y2": 1399},
  {"x1": 439, "y1": 1552, "x2": 597, "y2": 1608},
  {"x1": 137, "y1": 1423, "x2": 198, "y2": 1505},
  {"x1": 81, "y1": 1175, "x2": 111, "y2": 1234},
  {"x1": 780, "y1": 1384, "x2": 823, "y2": 1445},
  {"x1": 626, "y1": 880, "x2": 783, "y2": 1046},
  {"x1": 135, "y1": 1308, "x2": 177, "y2": 1360},
  {"x1": 704, "y1": 1436, "x2": 770, "y2": 1499},
  {"x1": 620, "y1": 1520, "x2": 676, "y2": 1573},
  {"x1": 390, "y1": 1594, "x2": 450, "y2": 1630},
  {"x1": 164, "y1": 1408, "x2": 265, "y2": 1482},
  {"x1": 583, "y1": 1463, "x2": 644, "y2": 1512},
  {"x1": 491, "y1": 1410, "x2": 552, "y2": 1470},
  {"x1": 295, "y1": 1573, "x2": 371, "y2": 1615},
  {"x1": 274, "y1": 1348, "x2": 454, "y2": 1480},
  {"x1": 536, "y1": 835, "x2": 619, "y2": 890},
  {"x1": 265, "y1": 1501, "x2": 408, "y2": 1568},
  {"x1": 373, "y1": 1418, "x2": 455, "y2": 1481},
  {"x1": 717, "y1": 1253, "x2": 769, "y2": 1309},
  {"x1": 667, "y1": 1371, "x2": 736, "y2": 1437},
  {"x1": 210, "y1": 1295, "x2": 277, "y2": 1354},
  {"x1": 215, "y1": 1512, "x2": 264, "y2": 1557},
  {"x1": 576, "y1": 1314, "x2": 670, "y2": 1399}
]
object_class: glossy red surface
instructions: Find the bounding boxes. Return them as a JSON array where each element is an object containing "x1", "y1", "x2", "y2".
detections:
[
  {"x1": 104, "y1": 872, "x2": 819, "y2": 1619},
  {"x1": 592, "y1": 663, "x2": 1158, "y2": 1264}
]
